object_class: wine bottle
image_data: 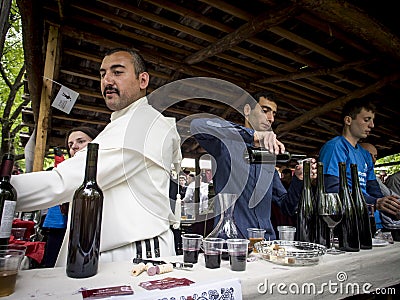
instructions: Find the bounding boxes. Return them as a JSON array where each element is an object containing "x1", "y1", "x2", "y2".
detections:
[
  {"x1": 337, "y1": 162, "x2": 360, "y2": 252},
  {"x1": 0, "y1": 154, "x2": 18, "y2": 246},
  {"x1": 315, "y1": 162, "x2": 330, "y2": 247},
  {"x1": 66, "y1": 143, "x2": 104, "y2": 278},
  {"x1": 243, "y1": 147, "x2": 306, "y2": 164},
  {"x1": 296, "y1": 160, "x2": 315, "y2": 242},
  {"x1": 350, "y1": 164, "x2": 372, "y2": 250}
]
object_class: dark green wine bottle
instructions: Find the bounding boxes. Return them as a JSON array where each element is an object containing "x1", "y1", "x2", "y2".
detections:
[
  {"x1": 350, "y1": 164, "x2": 372, "y2": 250},
  {"x1": 296, "y1": 160, "x2": 315, "y2": 242},
  {"x1": 66, "y1": 143, "x2": 104, "y2": 278},
  {"x1": 0, "y1": 154, "x2": 17, "y2": 246},
  {"x1": 315, "y1": 162, "x2": 330, "y2": 247},
  {"x1": 244, "y1": 147, "x2": 306, "y2": 164},
  {"x1": 337, "y1": 162, "x2": 360, "y2": 252}
]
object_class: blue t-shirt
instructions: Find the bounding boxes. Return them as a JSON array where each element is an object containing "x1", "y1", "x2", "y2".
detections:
[
  {"x1": 42, "y1": 205, "x2": 67, "y2": 229},
  {"x1": 319, "y1": 136, "x2": 376, "y2": 193},
  {"x1": 319, "y1": 136, "x2": 384, "y2": 228}
]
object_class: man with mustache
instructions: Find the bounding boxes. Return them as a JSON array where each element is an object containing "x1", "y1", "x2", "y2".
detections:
[
  {"x1": 319, "y1": 98, "x2": 400, "y2": 219},
  {"x1": 11, "y1": 48, "x2": 182, "y2": 266}
]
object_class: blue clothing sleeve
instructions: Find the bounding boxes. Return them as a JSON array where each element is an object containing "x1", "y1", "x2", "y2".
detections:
[
  {"x1": 324, "y1": 174, "x2": 339, "y2": 194},
  {"x1": 190, "y1": 118, "x2": 254, "y2": 147},
  {"x1": 366, "y1": 179, "x2": 384, "y2": 199}
]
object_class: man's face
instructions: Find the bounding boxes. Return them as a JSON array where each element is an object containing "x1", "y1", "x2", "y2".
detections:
[
  {"x1": 179, "y1": 177, "x2": 186, "y2": 186},
  {"x1": 348, "y1": 108, "x2": 375, "y2": 140},
  {"x1": 99, "y1": 51, "x2": 148, "y2": 111},
  {"x1": 369, "y1": 148, "x2": 378, "y2": 164},
  {"x1": 246, "y1": 97, "x2": 277, "y2": 131}
]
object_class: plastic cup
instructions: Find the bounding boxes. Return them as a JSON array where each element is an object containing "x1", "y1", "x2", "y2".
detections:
[
  {"x1": 226, "y1": 239, "x2": 249, "y2": 271},
  {"x1": 202, "y1": 238, "x2": 224, "y2": 269},
  {"x1": 0, "y1": 248, "x2": 25, "y2": 297},
  {"x1": 247, "y1": 228, "x2": 265, "y2": 253},
  {"x1": 11, "y1": 228, "x2": 27, "y2": 241},
  {"x1": 277, "y1": 226, "x2": 296, "y2": 241},
  {"x1": 181, "y1": 233, "x2": 202, "y2": 263}
]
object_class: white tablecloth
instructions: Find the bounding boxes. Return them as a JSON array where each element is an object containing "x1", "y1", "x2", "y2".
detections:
[{"x1": 5, "y1": 242, "x2": 400, "y2": 300}]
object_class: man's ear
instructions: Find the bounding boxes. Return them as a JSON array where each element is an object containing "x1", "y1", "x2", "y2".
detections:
[
  {"x1": 244, "y1": 104, "x2": 251, "y2": 116},
  {"x1": 344, "y1": 116, "x2": 352, "y2": 126},
  {"x1": 138, "y1": 72, "x2": 150, "y2": 90}
]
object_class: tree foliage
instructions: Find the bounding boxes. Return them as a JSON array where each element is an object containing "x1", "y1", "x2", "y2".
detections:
[
  {"x1": 0, "y1": 0, "x2": 29, "y2": 164},
  {"x1": 376, "y1": 154, "x2": 400, "y2": 175}
]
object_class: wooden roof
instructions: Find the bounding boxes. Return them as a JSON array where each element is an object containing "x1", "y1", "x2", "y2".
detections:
[{"x1": 17, "y1": 0, "x2": 400, "y2": 162}]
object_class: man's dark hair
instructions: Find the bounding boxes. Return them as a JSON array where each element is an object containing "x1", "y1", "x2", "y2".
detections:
[
  {"x1": 104, "y1": 48, "x2": 148, "y2": 78},
  {"x1": 341, "y1": 98, "x2": 376, "y2": 121},
  {"x1": 281, "y1": 168, "x2": 292, "y2": 176},
  {"x1": 249, "y1": 91, "x2": 277, "y2": 109},
  {"x1": 65, "y1": 126, "x2": 100, "y2": 157}
]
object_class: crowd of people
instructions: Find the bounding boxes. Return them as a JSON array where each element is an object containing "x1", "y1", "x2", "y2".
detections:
[{"x1": 8, "y1": 48, "x2": 400, "y2": 268}]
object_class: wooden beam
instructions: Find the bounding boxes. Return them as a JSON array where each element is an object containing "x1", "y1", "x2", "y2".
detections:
[
  {"x1": 198, "y1": 0, "x2": 380, "y2": 90},
  {"x1": 52, "y1": 114, "x2": 108, "y2": 126},
  {"x1": 184, "y1": 4, "x2": 297, "y2": 64},
  {"x1": 67, "y1": 1, "x2": 367, "y2": 102},
  {"x1": 276, "y1": 73, "x2": 400, "y2": 133},
  {"x1": 295, "y1": 0, "x2": 400, "y2": 63},
  {"x1": 73, "y1": 103, "x2": 111, "y2": 115},
  {"x1": 258, "y1": 60, "x2": 371, "y2": 84},
  {"x1": 17, "y1": 0, "x2": 45, "y2": 122},
  {"x1": 33, "y1": 25, "x2": 59, "y2": 171}
]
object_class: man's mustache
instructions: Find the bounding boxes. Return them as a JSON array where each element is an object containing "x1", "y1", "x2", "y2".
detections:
[{"x1": 103, "y1": 85, "x2": 120, "y2": 97}]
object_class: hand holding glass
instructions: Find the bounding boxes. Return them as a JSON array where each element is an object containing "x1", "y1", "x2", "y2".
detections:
[{"x1": 318, "y1": 193, "x2": 344, "y2": 255}]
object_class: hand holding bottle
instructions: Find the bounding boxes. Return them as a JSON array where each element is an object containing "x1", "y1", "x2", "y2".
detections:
[
  {"x1": 253, "y1": 130, "x2": 285, "y2": 154},
  {"x1": 294, "y1": 158, "x2": 317, "y2": 180}
]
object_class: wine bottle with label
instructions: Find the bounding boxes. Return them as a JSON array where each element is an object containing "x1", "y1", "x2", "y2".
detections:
[
  {"x1": 243, "y1": 147, "x2": 306, "y2": 164},
  {"x1": 296, "y1": 160, "x2": 315, "y2": 242},
  {"x1": 337, "y1": 162, "x2": 360, "y2": 252},
  {"x1": 0, "y1": 154, "x2": 18, "y2": 246},
  {"x1": 66, "y1": 143, "x2": 104, "y2": 278},
  {"x1": 315, "y1": 162, "x2": 330, "y2": 247},
  {"x1": 350, "y1": 164, "x2": 372, "y2": 250}
]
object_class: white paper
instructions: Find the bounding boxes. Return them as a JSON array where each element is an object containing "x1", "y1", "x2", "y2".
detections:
[
  {"x1": 115, "y1": 278, "x2": 242, "y2": 300},
  {"x1": 51, "y1": 85, "x2": 79, "y2": 114}
]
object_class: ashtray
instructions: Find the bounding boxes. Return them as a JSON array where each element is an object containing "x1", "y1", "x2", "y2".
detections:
[{"x1": 254, "y1": 240, "x2": 327, "y2": 266}]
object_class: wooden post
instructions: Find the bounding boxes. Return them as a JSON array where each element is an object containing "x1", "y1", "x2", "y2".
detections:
[{"x1": 33, "y1": 25, "x2": 59, "y2": 171}]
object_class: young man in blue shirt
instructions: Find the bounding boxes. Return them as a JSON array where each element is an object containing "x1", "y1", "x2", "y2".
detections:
[{"x1": 319, "y1": 99, "x2": 400, "y2": 219}]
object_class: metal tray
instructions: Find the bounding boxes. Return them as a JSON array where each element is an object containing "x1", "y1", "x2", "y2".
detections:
[{"x1": 254, "y1": 240, "x2": 327, "y2": 266}]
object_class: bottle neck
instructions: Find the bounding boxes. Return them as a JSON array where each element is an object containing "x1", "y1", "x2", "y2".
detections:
[
  {"x1": 316, "y1": 162, "x2": 325, "y2": 193},
  {"x1": 339, "y1": 162, "x2": 350, "y2": 190},
  {"x1": 0, "y1": 155, "x2": 14, "y2": 180},
  {"x1": 303, "y1": 161, "x2": 311, "y2": 188},
  {"x1": 84, "y1": 143, "x2": 99, "y2": 183},
  {"x1": 218, "y1": 193, "x2": 236, "y2": 218},
  {"x1": 350, "y1": 164, "x2": 362, "y2": 194}
]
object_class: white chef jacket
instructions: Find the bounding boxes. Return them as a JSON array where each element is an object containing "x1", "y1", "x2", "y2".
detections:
[{"x1": 11, "y1": 96, "x2": 182, "y2": 265}]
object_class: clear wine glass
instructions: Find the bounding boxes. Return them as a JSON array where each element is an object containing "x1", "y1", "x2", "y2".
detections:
[{"x1": 319, "y1": 193, "x2": 345, "y2": 255}]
